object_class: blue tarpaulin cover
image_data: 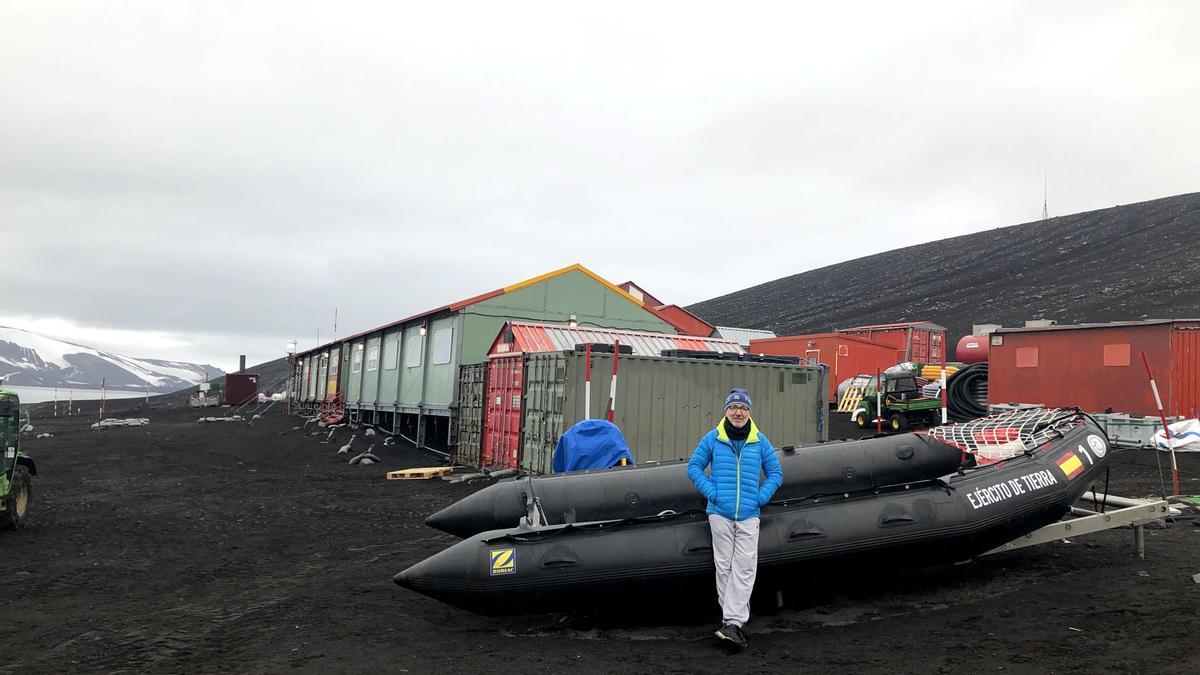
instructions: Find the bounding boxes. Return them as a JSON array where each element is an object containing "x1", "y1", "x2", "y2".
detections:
[{"x1": 552, "y1": 419, "x2": 635, "y2": 473}]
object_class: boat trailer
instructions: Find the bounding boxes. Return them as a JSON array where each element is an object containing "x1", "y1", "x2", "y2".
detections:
[{"x1": 985, "y1": 493, "x2": 1172, "y2": 559}]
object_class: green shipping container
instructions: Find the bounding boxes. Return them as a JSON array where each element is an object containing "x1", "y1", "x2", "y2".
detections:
[
  {"x1": 519, "y1": 351, "x2": 828, "y2": 475},
  {"x1": 454, "y1": 363, "x2": 486, "y2": 466}
]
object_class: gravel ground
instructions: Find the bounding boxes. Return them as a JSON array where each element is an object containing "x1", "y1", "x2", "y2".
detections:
[{"x1": 3, "y1": 398, "x2": 1198, "y2": 673}]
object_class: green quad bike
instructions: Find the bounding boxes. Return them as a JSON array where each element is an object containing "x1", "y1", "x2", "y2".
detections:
[
  {"x1": 850, "y1": 372, "x2": 944, "y2": 433},
  {"x1": 1, "y1": 390, "x2": 37, "y2": 530}
]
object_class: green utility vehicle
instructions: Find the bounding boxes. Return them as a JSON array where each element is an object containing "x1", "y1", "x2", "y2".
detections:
[
  {"x1": 1, "y1": 390, "x2": 36, "y2": 530},
  {"x1": 850, "y1": 372, "x2": 943, "y2": 432}
]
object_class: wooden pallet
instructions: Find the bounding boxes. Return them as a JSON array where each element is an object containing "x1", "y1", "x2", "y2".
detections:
[
  {"x1": 387, "y1": 467, "x2": 454, "y2": 480},
  {"x1": 836, "y1": 386, "x2": 865, "y2": 413}
]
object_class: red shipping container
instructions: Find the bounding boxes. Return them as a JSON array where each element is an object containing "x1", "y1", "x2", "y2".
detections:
[
  {"x1": 1173, "y1": 327, "x2": 1199, "y2": 419},
  {"x1": 836, "y1": 322, "x2": 947, "y2": 363},
  {"x1": 749, "y1": 333, "x2": 901, "y2": 401},
  {"x1": 483, "y1": 355, "x2": 523, "y2": 469},
  {"x1": 988, "y1": 320, "x2": 1200, "y2": 417},
  {"x1": 223, "y1": 372, "x2": 259, "y2": 406}
]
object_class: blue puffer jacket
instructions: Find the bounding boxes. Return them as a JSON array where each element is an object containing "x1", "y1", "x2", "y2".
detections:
[{"x1": 687, "y1": 419, "x2": 784, "y2": 521}]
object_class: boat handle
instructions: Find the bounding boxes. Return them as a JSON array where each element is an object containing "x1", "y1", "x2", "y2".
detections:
[
  {"x1": 788, "y1": 529, "x2": 825, "y2": 540},
  {"x1": 541, "y1": 557, "x2": 580, "y2": 568},
  {"x1": 880, "y1": 515, "x2": 916, "y2": 525},
  {"x1": 685, "y1": 544, "x2": 713, "y2": 554}
]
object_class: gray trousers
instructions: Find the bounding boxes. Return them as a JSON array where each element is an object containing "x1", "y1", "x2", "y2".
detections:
[{"x1": 708, "y1": 513, "x2": 760, "y2": 627}]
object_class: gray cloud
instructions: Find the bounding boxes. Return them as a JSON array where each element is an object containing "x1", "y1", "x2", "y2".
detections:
[{"x1": 3, "y1": 1, "x2": 1199, "y2": 371}]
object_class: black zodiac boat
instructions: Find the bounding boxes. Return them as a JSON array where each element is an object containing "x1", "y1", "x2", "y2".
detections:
[
  {"x1": 398, "y1": 410, "x2": 1113, "y2": 616},
  {"x1": 426, "y1": 433, "x2": 967, "y2": 538}
]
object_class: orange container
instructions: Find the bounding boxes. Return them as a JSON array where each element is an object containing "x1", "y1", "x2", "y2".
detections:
[
  {"x1": 836, "y1": 322, "x2": 947, "y2": 363},
  {"x1": 749, "y1": 333, "x2": 902, "y2": 401}
]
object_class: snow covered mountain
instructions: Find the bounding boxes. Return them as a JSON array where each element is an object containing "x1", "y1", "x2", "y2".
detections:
[{"x1": 0, "y1": 326, "x2": 223, "y2": 392}]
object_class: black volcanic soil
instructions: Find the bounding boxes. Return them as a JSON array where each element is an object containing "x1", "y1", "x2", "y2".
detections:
[
  {"x1": 3, "y1": 399, "x2": 1199, "y2": 673},
  {"x1": 688, "y1": 192, "x2": 1200, "y2": 341}
]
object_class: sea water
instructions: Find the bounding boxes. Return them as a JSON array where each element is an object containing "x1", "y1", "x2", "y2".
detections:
[{"x1": 1, "y1": 384, "x2": 153, "y2": 405}]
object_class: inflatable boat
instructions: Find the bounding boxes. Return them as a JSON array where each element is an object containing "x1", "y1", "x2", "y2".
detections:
[
  {"x1": 397, "y1": 410, "x2": 1113, "y2": 616},
  {"x1": 426, "y1": 432, "x2": 967, "y2": 538}
]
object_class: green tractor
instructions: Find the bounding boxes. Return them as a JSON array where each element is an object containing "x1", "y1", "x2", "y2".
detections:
[
  {"x1": 1, "y1": 390, "x2": 37, "y2": 530},
  {"x1": 848, "y1": 372, "x2": 943, "y2": 433}
]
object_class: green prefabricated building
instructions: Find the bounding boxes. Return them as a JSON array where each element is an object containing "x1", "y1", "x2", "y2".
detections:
[
  {"x1": 316, "y1": 350, "x2": 329, "y2": 400},
  {"x1": 298, "y1": 356, "x2": 309, "y2": 401},
  {"x1": 290, "y1": 264, "x2": 679, "y2": 450}
]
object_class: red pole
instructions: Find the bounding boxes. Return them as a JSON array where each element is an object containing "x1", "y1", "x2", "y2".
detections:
[
  {"x1": 875, "y1": 368, "x2": 882, "y2": 433},
  {"x1": 607, "y1": 340, "x2": 620, "y2": 423},
  {"x1": 584, "y1": 343, "x2": 592, "y2": 420},
  {"x1": 1140, "y1": 352, "x2": 1180, "y2": 496}
]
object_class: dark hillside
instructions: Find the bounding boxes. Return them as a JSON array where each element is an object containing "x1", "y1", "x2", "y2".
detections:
[
  {"x1": 201, "y1": 356, "x2": 291, "y2": 394},
  {"x1": 688, "y1": 192, "x2": 1200, "y2": 341},
  {"x1": 156, "y1": 356, "x2": 292, "y2": 406},
  {"x1": 214, "y1": 356, "x2": 291, "y2": 393}
]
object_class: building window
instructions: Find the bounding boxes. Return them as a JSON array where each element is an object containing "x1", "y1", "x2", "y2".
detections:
[
  {"x1": 432, "y1": 327, "x2": 454, "y2": 365},
  {"x1": 1103, "y1": 343, "x2": 1131, "y2": 367},
  {"x1": 366, "y1": 344, "x2": 380, "y2": 372},
  {"x1": 352, "y1": 345, "x2": 363, "y2": 373},
  {"x1": 1015, "y1": 346, "x2": 1039, "y2": 368},
  {"x1": 404, "y1": 333, "x2": 424, "y2": 368},
  {"x1": 384, "y1": 338, "x2": 399, "y2": 370}
]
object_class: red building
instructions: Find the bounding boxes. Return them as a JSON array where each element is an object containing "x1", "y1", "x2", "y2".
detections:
[
  {"x1": 617, "y1": 281, "x2": 715, "y2": 337},
  {"x1": 835, "y1": 321, "x2": 947, "y2": 364},
  {"x1": 988, "y1": 320, "x2": 1200, "y2": 417},
  {"x1": 750, "y1": 332, "x2": 903, "y2": 402},
  {"x1": 223, "y1": 373, "x2": 259, "y2": 406},
  {"x1": 616, "y1": 281, "x2": 665, "y2": 308},
  {"x1": 644, "y1": 304, "x2": 715, "y2": 337}
]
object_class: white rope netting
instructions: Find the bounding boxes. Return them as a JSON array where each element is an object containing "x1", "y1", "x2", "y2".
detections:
[{"x1": 926, "y1": 408, "x2": 1081, "y2": 463}]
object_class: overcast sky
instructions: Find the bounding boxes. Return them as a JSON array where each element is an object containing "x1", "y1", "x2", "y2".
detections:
[{"x1": 3, "y1": 1, "x2": 1198, "y2": 372}]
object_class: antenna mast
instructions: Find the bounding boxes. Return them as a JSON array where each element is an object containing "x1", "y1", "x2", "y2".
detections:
[{"x1": 1042, "y1": 172, "x2": 1049, "y2": 221}]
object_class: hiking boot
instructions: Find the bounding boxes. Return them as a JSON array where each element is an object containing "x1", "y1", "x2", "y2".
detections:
[
  {"x1": 730, "y1": 624, "x2": 748, "y2": 648},
  {"x1": 715, "y1": 623, "x2": 748, "y2": 649}
]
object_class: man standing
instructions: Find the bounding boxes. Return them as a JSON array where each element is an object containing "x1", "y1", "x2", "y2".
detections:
[{"x1": 687, "y1": 388, "x2": 783, "y2": 649}]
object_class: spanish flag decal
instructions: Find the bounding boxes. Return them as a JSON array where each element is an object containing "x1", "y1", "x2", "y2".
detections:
[
  {"x1": 1056, "y1": 451, "x2": 1084, "y2": 480},
  {"x1": 490, "y1": 548, "x2": 516, "y2": 576}
]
